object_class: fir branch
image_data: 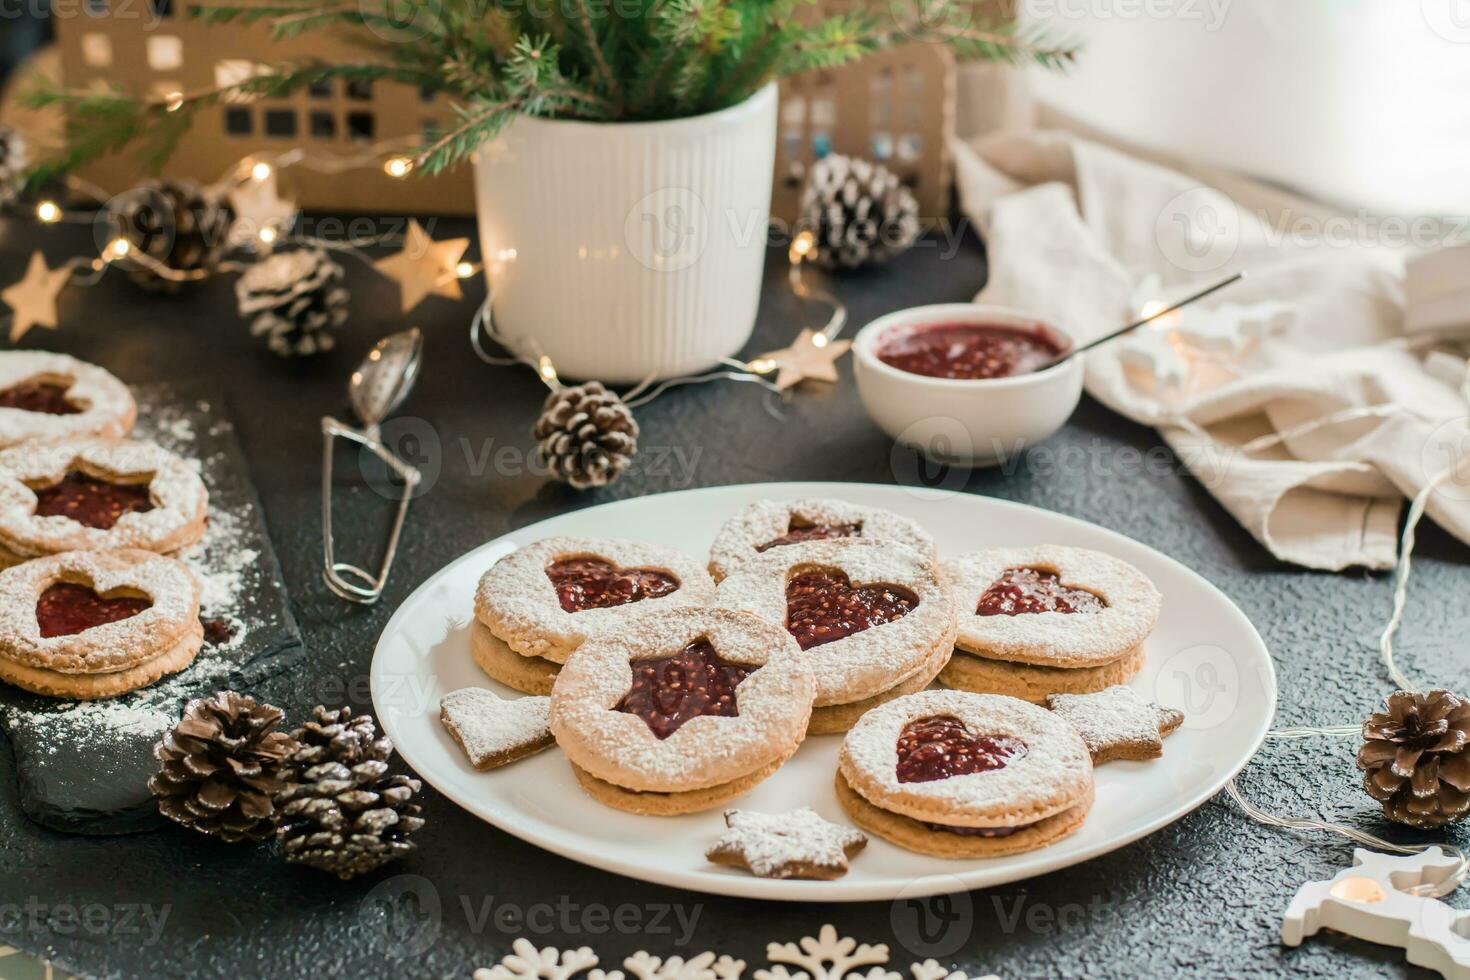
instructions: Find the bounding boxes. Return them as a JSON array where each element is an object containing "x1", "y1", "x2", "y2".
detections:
[{"x1": 569, "y1": 0, "x2": 624, "y2": 112}]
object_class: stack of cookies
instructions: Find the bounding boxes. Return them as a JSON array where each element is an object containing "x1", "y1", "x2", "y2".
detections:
[
  {"x1": 454, "y1": 495, "x2": 1183, "y2": 870},
  {"x1": 0, "y1": 352, "x2": 209, "y2": 700},
  {"x1": 938, "y1": 545, "x2": 1162, "y2": 703}
]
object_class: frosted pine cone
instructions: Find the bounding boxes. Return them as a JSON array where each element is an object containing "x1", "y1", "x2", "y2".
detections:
[
  {"x1": 798, "y1": 154, "x2": 920, "y2": 270},
  {"x1": 532, "y1": 381, "x2": 639, "y2": 490},
  {"x1": 235, "y1": 248, "x2": 349, "y2": 356}
]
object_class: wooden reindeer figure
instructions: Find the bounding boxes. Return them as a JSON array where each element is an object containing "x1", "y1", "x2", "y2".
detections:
[{"x1": 1281, "y1": 847, "x2": 1470, "y2": 979}]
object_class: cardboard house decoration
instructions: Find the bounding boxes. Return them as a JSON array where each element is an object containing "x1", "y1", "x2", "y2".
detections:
[
  {"x1": 772, "y1": 1, "x2": 957, "y2": 224},
  {"x1": 52, "y1": 0, "x2": 954, "y2": 219},
  {"x1": 52, "y1": 0, "x2": 474, "y2": 213}
]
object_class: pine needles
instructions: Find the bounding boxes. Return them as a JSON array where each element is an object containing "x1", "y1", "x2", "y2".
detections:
[{"x1": 24, "y1": 0, "x2": 1078, "y2": 182}]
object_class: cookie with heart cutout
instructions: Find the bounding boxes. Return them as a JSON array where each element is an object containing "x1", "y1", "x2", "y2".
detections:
[
  {"x1": 836, "y1": 689, "x2": 1095, "y2": 858},
  {"x1": 0, "y1": 438, "x2": 208, "y2": 567},
  {"x1": 470, "y1": 621, "x2": 561, "y2": 695},
  {"x1": 939, "y1": 644, "x2": 1147, "y2": 704},
  {"x1": 0, "y1": 351, "x2": 137, "y2": 449},
  {"x1": 707, "y1": 497, "x2": 936, "y2": 582},
  {"x1": 549, "y1": 605, "x2": 815, "y2": 815},
  {"x1": 474, "y1": 538, "x2": 716, "y2": 688},
  {"x1": 945, "y1": 546, "x2": 1160, "y2": 669},
  {"x1": 0, "y1": 548, "x2": 203, "y2": 699},
  {"x1": 712, "y1": 538, "x2": 956, "y2": 732}
]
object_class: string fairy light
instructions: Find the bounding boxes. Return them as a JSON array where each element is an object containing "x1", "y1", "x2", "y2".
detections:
[{"x1": 1211, "y1": 352, "x2": 1470, "y2": 891}]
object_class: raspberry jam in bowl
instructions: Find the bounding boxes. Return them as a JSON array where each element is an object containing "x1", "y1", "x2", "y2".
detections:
[{"x1": 853, "y1": 304, "x2": 1084, "y2": 467}]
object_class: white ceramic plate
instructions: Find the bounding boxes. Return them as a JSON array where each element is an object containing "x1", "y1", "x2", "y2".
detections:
[{"x1": 372, "y1": 482, "x2": 1276, "y2": 901}]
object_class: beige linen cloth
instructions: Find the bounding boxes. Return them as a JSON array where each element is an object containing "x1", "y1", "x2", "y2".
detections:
[{"x1": 950, "y1": 128, "x2": 1470, "y2": 571}]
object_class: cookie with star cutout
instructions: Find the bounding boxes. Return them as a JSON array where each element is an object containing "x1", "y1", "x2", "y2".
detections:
[{"x1": 549, "y1": 606, "x2": 815, "y2": 815}]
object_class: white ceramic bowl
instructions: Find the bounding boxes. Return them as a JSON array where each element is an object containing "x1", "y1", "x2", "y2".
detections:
[{"x1": 853, "y1": 304, "x2": 1084, "y2": 467}]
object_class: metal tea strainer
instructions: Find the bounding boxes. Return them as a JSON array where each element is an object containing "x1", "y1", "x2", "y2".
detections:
[{"x1": 320, "y1": 328, "x2": 423, "y2": 604}]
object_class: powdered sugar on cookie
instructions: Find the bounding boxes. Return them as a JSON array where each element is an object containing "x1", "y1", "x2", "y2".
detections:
[
  {"x1": 706, "y1": 807, "x2": 867, "y2": 879},
  {"x1": 475, "y1": 537, "x2": 715, "y2": 663},
  {"x1": 0, "y1": 548, "x2": 200, "y2": 673},
  {"x1": 0, "y1": 439, "x2": 208, "y2": 559},
  {"x1": 440, "y1": 688, "x2": 554, "y2": 769},
  {"x1": 708, "y1": 497, "x2": 935, "y2": 581},
  {"x1": 1045, "y1": 685, "x2": 1184, "y2": 763},
  {"x1": 0, "y1": 352, "x2": 137, "y2": 447},
  {"x1": 946, "y1": 546, "x2": 1161, "y2": 668},
  {"x1": 838, "y1": 689, "x2": 1093, "y2": 827},
  {"x1": 549, "y1": 606, "x2": 814, "y2": 793},
  {"x1": 713, "y1": 539, "x2": 956, "y2": 707}
]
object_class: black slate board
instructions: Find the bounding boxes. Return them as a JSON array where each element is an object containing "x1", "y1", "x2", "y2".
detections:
[{"x1": 0, "y1": 383, "x2": 303, "y2": 834}]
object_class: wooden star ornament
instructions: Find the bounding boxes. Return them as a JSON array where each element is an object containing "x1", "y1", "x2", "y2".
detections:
[
  {"x1": 2, "y1": 252, "x2": 73, "y2": 342},
  {"x1": 373, "y1": 218, "x2": 470, "y2": 313},
  {"x1": 756, "y1": 328, "x2": 852, "y2": 390}
]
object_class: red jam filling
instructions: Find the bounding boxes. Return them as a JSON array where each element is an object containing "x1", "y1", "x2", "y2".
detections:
[
  {"x1": 895, "y1": 715, "x2": 1027, "y2": 783},
  {"x1": 876, "y1": 323, "x2": 1065, "y2": 380},
  {"x1": 0, "y1": 379, "x2": 82, "y2": 415},
  {"x1": 33, "y1": 472, "x2": 155, "y2": 530},
  {"x1": 785, "y1": 569, "x2": 918, "y2": 650},
  {"x1": 615, "y1": 638, "x2": 753, "y2": 740},
  {"x1": 545, "y1": 556, "x2": 679, "y2": 613},
  {"x1": 976, "y1": 567, "x2": 1106, "y2": 616},
  {"x1": 922, "y1": 821, "x2": 1028, "y2": 837},
  {"x1": 756, "y1": 519, "x2": 863, "y2": 553},
  {"x1": 36, "y1": 582, "x2": 152, "y2": 638}
]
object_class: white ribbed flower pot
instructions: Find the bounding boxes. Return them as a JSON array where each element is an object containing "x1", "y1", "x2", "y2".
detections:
[{"x1": 473, "y1": 84, "x2": 778, "y2": 383}]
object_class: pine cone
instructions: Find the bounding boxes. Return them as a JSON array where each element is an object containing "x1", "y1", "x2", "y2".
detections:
[
  {"x1": 275, "y1": 706, "x2": 424, "y2": 879},
  {"x1": 0, "y1": 124, "x2": 28, "y2": 206},
  {"x1": 235, "y1": 248, "x2": 348, "y2": 357},
  {"x1": 532, "y1": 381, "x2": 639, "y2": 490},
  {"x1": 149, "y1": 691, "x2": 297, "y2": 843},
  {"x1": 1357, "y1": 689, "x2": 1470, "y2": 828},
  {"x1": 106, "y1": 178, "x2": 232, "y2": 291},
  {"x1": 798, "y1": 154, "x2": 920, "y2": 271}
]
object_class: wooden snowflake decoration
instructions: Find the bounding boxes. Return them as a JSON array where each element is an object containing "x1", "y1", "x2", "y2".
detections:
[{"x1": 473, "y1": 927, "x2": 998, "y2": 980}]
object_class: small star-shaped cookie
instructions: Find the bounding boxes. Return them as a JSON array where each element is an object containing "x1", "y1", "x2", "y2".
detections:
[
  {"x1": 440, "y1": 688, "x2": 554, "y2": 770},
  {"x1": 706, "y1": 807, "x2": 867, "y2": 880},
  {"x1": 1045, "y1": 685, "x2": 1184, "y2": 764}
]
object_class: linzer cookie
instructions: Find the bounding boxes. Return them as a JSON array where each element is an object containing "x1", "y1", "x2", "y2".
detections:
[
  {"x1": 707, "y1": 497, "x2": 935, "y2": 582},
  {"x1": 0, "y1": 438, "x2": 208, "y2": 566},
  {"x1": 0, "y1": 351, "x2": 136, "y2": 448},
  {"x1": 549, "y1": 606, "x2": 814, "y2": 815},
  {"x1": 836, "y1": 690, "x2": 1095, "y2": 857},
  {"x1": 713, "y1": 539, "x2": 955, "y2": 734},
  {"x1": 939, "y1": 546, "x2": 1161, "y2": 703},
  {"x1": 473, "y1": 537, "x2": 715, "y2": 693},
  {"x1": 0, "y1": 548, "x2": 203, "y2": 699}
]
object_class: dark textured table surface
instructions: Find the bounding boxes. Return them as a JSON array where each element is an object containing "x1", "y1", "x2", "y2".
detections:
[{"x1": 0, "y1": 214, "x2": 1466, "y2": 980}]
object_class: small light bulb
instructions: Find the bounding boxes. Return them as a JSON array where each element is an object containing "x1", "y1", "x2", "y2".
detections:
[
  {"x1": 35, "y1": 200, "x2": 61, "y2": 224},
  {"x1": 164, "y1": 91, "x2": 184, "y2": 112},
  {"x1": 250, "y1": 161, "x2": 272, "y2": 182},
  {"x1": 455, "y1": 261, "x2": 476, "y2": 279},
  {"x1": 106, "y1": 238, "x2": 131, "y2": 260},
  {"x1": 384, "y1": 156, "x2": 414, "y2": 178},
  {"x1": 791, "y1": 230, "x2": 815, "y2": 260},
  {"x1": 537, "y1": 356, "x2": 557, "y2": 381},
  {"x1": 811, "y1": 333, "x2": 829, "y2": 348},
  {"x1": 749, "y1": 358, "x2": 776, "y2": 373},
  {"x1": 258, "y1": 226, "x2": 278, "y2": 245}
]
